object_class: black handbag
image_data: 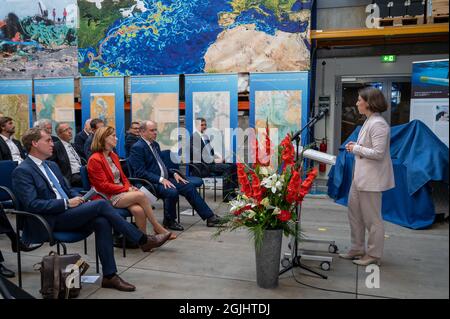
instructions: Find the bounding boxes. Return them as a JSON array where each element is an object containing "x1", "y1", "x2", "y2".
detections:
[{"x1": 36, "y1": 251, "x2": 89, "y2": 299}]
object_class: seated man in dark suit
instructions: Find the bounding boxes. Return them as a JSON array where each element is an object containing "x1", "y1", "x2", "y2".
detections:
[
  {"x1": 74, "y1": 118, "x2": 91, "y2": 160},
  {"x1": 128, "y1": 120, "x2": 222, "y2": 231},
  {"x1": 83, "y1": 118, "x2": 105, "y2": 160},
  {"x1": 12, "y1": 128, "x2": 171, "y2": 292},
  {"x1": 125, "y1": 121, "x2": 141, "y2": 158},
  {"x1": 49, "y1": 122, "x2": 83, "y2": 188},
  {"x1": 190, "y1": 118, "x2": 237, "y2": 202},
  {"x1": 0, "y1": 116, "x2": 26, "y2": 163},
  {"x1": 0, "y1": 204, "x2": 42, "y2": 278}
]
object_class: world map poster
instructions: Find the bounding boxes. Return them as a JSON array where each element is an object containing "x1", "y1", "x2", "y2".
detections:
[
  {"x1": 0, "y1": 94, "x2": 30, "y2": 139},
  {"x1": 132, "y1": 92, "x2": 178, "y2": 150},
  {"x1": 90, "y1": 93, "x2": 116, "y2": 128},
  {"x1": 78, "y1": 0, "x2": 311, "y2": 76},
  {"x1": 35, "y1": 93, "x2": 76, "y2": 137},
  {"x1": 255, "y1": 90, "x2": 301, "y2": 144}
]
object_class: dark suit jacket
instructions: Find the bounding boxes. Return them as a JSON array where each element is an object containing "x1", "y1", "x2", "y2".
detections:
[
  {"x1": 125, "y1": 133, "x2": 140, "y2": 158},
  {"x1": 0, "y1": 136, "x2": 26, "y2": 161},
  {"x1": 74, "y1": 130, "x2": 89, "y2": 159},
  {"x1": 190, "y1": 131, "x2": 215, "y2": 176},
  {"x1": 12, "y1": 157, "x2": 79, "y2": 243},
  {"x1": 128, "y1": 138, "x2": 174, "y2": 184},
  {"x1": 49, "y1": 139, "x2": 80, "y2": 182},
  {"x1": 83, "y1": 134, "x2": 94, "y2": 160}
]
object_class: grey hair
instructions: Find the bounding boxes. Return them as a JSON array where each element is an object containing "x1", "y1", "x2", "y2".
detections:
[
  {"x1": 139, "y1": 120, "x2": 156, "y2": 132},
  {"x1": 33, "y1": 118, "x2": 52, "y2": 128}
]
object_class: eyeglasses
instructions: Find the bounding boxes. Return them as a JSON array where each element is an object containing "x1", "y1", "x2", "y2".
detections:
[
  {"x1": 149, "y1": 129, "x2": 158, "y2": 132},
  {"x1": 61, "y1": 127, "x2": 73, "y2": 132}
]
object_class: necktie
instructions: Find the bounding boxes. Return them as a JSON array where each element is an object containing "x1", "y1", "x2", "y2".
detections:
[
  {"x1": 150, "y1": 143, "x2": 169, "y2": 179},
  {"x1": 68, "y1": 143, "x2": 81, "y2": 165},
  {"x1": 42, "y1": 162, "x2": 69, "y2": 200}
]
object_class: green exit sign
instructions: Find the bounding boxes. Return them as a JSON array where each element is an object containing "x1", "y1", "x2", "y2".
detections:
[{"x1": 381, "y1": 55, "x2": 396, "y2": 63}]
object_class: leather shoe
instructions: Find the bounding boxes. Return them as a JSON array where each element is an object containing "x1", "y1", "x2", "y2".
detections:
[
  {"x1": 101, "y1": 275, "x2": 136, "y2": 292},
  {"x1": 352, "y1": 255, "x2": 381, "y2": 266},
  {"x1": 0, "y1": 263, "x2": 15, "y2": 278},
  {"x1": 113, "y1": 234, "x2": 139, "y2": 249},
  {"x1": 11, "y1": 241, "x2": 43, "y2": 253},
  {"x1": 338, "y1": 250, "x2": 365, "y2": 260},
  {"x1": 140, "y1": 233, "x2": 171, "y2": 252},
  {"x1": 206, "y1": 214, "x2": 223, "y2": 227},
  {"x1": 163, "y1": 219, "x2": 184, "y2": 231}
]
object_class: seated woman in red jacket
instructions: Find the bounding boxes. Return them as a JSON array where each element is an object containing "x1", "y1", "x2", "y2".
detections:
[{"x1": 87, "y1": 126, "x2": 176, "y2": 239}]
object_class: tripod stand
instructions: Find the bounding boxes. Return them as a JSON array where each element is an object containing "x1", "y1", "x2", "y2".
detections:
[{"x1": 279, "y1": 109, "x2": 330, "y2": 279}]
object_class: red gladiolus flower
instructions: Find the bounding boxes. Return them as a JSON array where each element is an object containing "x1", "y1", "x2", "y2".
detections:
[
  {"x1": 286, "y1": 169, "x2": 301, "y2": 203},
  {"x1": 280, "y1": 134, "x2": 295, "y2": 169},
  {"x1": 250, "y1": 171, "x2": 265, "y2": 202},
  {"x1": 277, "y1": 210, "x2": 292, "y2": 222}
]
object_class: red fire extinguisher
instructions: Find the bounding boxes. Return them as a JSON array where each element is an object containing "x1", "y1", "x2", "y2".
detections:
[{"x1": 319, "y1": 138, "x2": 327, "y2": 173}]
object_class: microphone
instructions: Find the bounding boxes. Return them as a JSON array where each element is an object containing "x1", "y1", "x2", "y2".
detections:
[{"x1": 291, "y1": 107, "x2": 329, "y2": 141}]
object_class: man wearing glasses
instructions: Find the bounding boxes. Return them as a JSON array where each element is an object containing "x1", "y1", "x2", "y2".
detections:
[{"x1": 50, "y1": 122, "x2": 83, "y2": 187}]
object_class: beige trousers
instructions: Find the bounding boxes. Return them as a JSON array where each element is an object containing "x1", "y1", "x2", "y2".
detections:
[{"x1": 347, "y1": 184, "x2": 384, "y2": 258}]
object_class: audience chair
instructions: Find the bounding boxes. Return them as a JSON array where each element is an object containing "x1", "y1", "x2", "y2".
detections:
[
  {"x1": 0, "y1": 185, "x2": 99, "y2": 288},
  {"x1": 80, "y1": 166, "x2": 133, "y2": 258},
  {"x1": 160, "y1": 150, "x2": 205, "y2": 217}
]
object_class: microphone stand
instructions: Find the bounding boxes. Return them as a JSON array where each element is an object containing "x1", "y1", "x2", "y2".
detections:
[{"x1": 279, "y1": 110, "x2": 329, "y2": 279}]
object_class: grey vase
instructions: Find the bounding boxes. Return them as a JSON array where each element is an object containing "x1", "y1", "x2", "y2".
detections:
[{"x1": 255, "y1": 229, "x2": 283, "y2": 289}]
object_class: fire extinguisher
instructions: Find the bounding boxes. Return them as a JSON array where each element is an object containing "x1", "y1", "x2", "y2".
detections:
[{"x1": 319, "y1": 138, "x2": 327, "y2": 173}]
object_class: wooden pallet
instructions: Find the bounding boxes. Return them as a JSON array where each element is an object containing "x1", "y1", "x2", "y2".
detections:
[
  {"x1": 431, "y1": 0, "x2": 449, "y2": 16},
  {"x1": 377, "y1": 15, "x2": 425, "y2": 27},
  {"x1": 427, "y1": 13, "x2": 450, "y2": 23}
]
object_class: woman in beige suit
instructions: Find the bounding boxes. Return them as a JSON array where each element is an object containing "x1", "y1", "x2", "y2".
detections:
[{"x1": 339, "y1": 87, "x2": 395, "y2": 266}]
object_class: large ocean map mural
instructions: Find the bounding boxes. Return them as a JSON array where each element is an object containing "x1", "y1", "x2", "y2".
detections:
[{"x1": 78, "y1": 0, "x2": 311, "y2": 76}]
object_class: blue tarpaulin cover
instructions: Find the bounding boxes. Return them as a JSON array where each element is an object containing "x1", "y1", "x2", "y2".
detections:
[{"x1": 328, "y1": 120, "x2": 449, "y2": 229}]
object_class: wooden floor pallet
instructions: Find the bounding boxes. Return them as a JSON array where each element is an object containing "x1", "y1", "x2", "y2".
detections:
[{"x1": 377, "y1": 15, "x2": 425, "y2": 27}]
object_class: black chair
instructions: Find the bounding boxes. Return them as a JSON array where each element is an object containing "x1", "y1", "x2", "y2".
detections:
[
  {"x1": 0, "y1": 185, "x2": 100, "y2": 288},
  {"x1": 79, "y1": 166, "x2": 133, "y2": 257},
  {"x1": 161, "y1": 150, "x2": 205, "y2": 217},
  {"x1": 0, "y1": 160, "x2": 18, "y2": 208}
]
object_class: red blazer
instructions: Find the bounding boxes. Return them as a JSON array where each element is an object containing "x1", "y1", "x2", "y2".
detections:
[{"x1": 87, "y1": 152, "x2": 131, "y2": 199}]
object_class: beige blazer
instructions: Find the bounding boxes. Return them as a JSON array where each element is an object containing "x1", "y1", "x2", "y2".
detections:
[{"x1": 352, "y1": 113, "x2": 395, "y2": 192}]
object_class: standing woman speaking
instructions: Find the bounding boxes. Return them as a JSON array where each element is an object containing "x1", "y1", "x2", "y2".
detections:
[{"x1": 339, "y1": 87, "x2": 395, "y2": 266}]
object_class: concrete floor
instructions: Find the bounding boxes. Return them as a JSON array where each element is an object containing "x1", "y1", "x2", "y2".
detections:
[{"x1": 1, "y1": 192, "x2": 448, "y2": 299}]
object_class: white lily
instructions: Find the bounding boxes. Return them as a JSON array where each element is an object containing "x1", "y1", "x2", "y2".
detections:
[{"x1": 272, "y1": 207, "x2": 281, "y2": 215}]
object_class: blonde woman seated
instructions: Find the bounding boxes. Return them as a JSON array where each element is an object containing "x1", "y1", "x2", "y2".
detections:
[{"x1": 87, "y1": 126, "x2": 176, "y2": 240}]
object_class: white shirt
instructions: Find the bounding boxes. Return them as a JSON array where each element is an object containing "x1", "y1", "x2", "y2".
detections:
[
  {"x1": 61, "y1": 140, "x2": 81, "y2": 174},
  {"x1": 144, "y1": 138, "x2": 165, "y2": 183},
  {"x1": 1, "y1": 134, "x2": 24, "y2": 163}
]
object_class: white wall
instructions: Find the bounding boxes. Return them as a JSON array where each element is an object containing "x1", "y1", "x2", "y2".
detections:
[{"x1": 314, "y1": 53, "x2": 449, "y2": 159}]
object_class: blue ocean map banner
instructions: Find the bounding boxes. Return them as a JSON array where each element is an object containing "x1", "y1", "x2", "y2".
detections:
[
  {"x1": 185, "y1": 73, "x2": 238, "y2": 162},
  {"x1": 130, "y1": 76, "x2": 180, "y2": 151},
  {"x1": 80, "y1": 77, "x2": 125, "y2": 157},
  {"x1": 34, "y1": 78, "x2": 76, "y2": 139},
  {"x1": 250, "y1": 72, "x2": 310, "y2": 145},
  {"x1": 78, "y1": 0, "x2": 312, "y2": 76},
  {"x1": 0, "y1": 79, "x2": 33, "y2": 139}
]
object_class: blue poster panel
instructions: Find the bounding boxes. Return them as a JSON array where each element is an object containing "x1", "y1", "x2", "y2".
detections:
[
  {"x1": 80, "y1": 77, "x2": 125, "y2": 157},
  {"x1": 410, "y1": 59, "x2": 449, "y2": 147},
  {"x1": 0, "y1": 79, "x2": 33, "y2": 139},
  {"x1": 34, "y1": 78, "x2": 75, "y2": 139},
  {"x1": 250, "y1": 72, "x2": 309, "y2": 145},
  {"x1": 130, "y1": 76, "x2": 179, "y2": 152},
  {"x1": 185, "y1": 73, "x2": 238, "y2": 163}
]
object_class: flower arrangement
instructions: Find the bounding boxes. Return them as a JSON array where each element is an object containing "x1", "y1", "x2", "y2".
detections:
[{"x1": 214, "y1": 127, "x2": 319, "y2": 250}]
